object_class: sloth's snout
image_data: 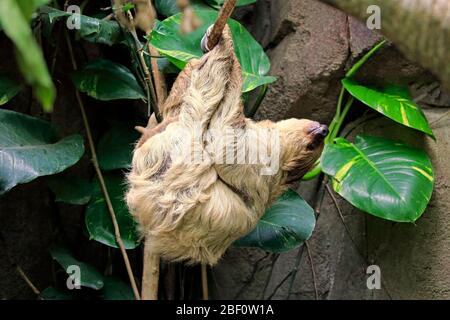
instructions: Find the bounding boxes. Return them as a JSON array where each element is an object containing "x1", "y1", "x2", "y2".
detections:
[
  {"x1": 307, "y1": 122, "x2": 328, "y2": 149},
  {"x1": 308, "y1": 122, "x2": 328, "y2": 138}
]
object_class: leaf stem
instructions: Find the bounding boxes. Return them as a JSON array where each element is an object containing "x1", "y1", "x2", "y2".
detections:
[
  {"x1": 247, "y1": 84, "x2": 268, "y2": 118},
  {"x1": 346, "y1": 40, "x2": 387, "y2": 78},
  {"x1": 65, "y1": 32, "x2": 141, "y2": 300}
]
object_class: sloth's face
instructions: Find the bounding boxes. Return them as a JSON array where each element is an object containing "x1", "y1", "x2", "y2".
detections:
[{"x1": 275, "y1": 119, "x2": 328, "y2": 183}]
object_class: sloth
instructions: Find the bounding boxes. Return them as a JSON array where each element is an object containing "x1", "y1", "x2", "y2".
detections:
[{"x1": 126, "y1": 26, "x2": 328, "y2": 265}]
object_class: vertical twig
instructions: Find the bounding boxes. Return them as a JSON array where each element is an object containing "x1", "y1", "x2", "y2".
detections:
[
  {"x1": 126, "y1": 11, "x2": 159, "y2": 118},
  {"x1": 65, "y1": 32, "x2": 140, "y2": 300},
  {"x1": 141, "y1": 239, "x2": 160, "y2": 300},
  {"x1": 201, "y1": 264, "x2": 209, "y2": 300},
  {"x1": 325, "y1": 183, "x2": 393, "y2": 300},
  {"x1": 305, "y1": 242, "x2": 318, "y2": 300},
  {"x1": 147, "y1": 44, "x2": 167, "y2": 109},
  {"x1": 261, "y1": 253, "x2": 280, "y2": 299}
]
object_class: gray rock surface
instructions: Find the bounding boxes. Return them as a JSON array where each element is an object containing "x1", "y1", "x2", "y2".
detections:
[{"x1": 253, "y1": 0, "x2": 349, "y2": 124}]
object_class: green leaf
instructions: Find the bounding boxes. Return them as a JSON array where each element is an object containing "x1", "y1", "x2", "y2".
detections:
[
  {"x1": 85, "y1": 172, "x2": 140, "y2": 249},
  {"x1": 47, "y1": 176, "x2": 92, "y2": 205},
  {"x1": 102, "y1": 277, "x2": 134, "y2": 300},
  {"x1": 0, "y1": 109, "x2": 85, "y2": 194},
  {"x1": 322, "y1": 135, "x2": 434, "y2": 222},
  {"x1": 49, "y1": 245, "x2": 104, "y2": 290},
  {"x1": 0, "y1": 74, "x2": 22, "y2": 105},
  {"x1": 150, "y1": 9, "x2": 276, "y2": 92},
  {"x1": 98, "y1": 124, "x2": 139, "y2": 171},
  {"x1": 235, "y1": 189, "x2": 316, "y2": 252},
  {"x1": 72, "y1": 59, "x2": 146, "y2": 101},
  {"x1": 157, "y1": 58, "x2": 180, "y2": 74},
  {"x1": 154, "y1": 0, "x2": 208, "y2": 17},
  {"x1": 342, "y1": 79, "x2": 434, "y2": 138},
  {"x1": 40, "y1": 287, "x2": 73, "y2": 300},
  {"x1": 39, "y1": 6, "x2": 125, "y2": 46},
  {"x1": 17, "y1": 0, "x2": 50, "y2": 19},
  {"x1": 122, "y1": 2, "x2": 135, "y2": 12},
  {"x1": 0, "y1": 0, "x2": 56, "y2": 111}
]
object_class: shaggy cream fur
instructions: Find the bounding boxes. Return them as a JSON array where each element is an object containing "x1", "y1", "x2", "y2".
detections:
[{"x1": 126, "y1": 27, "x2": 325, "y2": 265}]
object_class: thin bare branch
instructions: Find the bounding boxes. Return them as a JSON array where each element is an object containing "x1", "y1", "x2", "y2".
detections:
[
  {"x1": 305, "y1": 242, "x2": 318, "y2": 300},
  {"x1": 65, "y1": 32, "x2": 140, "y2": 300},
  {"x1": 325, "y1": 183, "x2": 393, "y2": 300},
  {"x1": 16, "y1": 266, "x2": 41, "y2": 297},
  {"x1": 201, "y1": 264, "x2": 209, "y2": 300}
]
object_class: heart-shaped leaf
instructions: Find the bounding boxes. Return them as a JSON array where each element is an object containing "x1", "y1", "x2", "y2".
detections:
[
  {"x1": 0, "y1": 109, "x2": 85, "y2": 194},
  {"x1": 72, "y1": 59, "x2": 146, "y2": 101},
  {"x1": 154, "y1": 0, "x2": 209, "y2": 17},
  {"x1": 47, "y1": 176, "x2": 92, "y2": 205},
  {"x1": 49, "y1": 245, "x2": 104, "y2": 290},
  {"x1": 0, "y1": 0, "x2": 55, "y2": 111},
  {"x1": 102, "y1": 277, "x2": 134, "y2": 300},
  {"x1": 150, "y1": 9, "x2": 276, "y2": 93},
  {"x1": 85, "y1": 172, "x2": 140, "y2": 249},
  {"x1": 235, "y1": 189, "x2": 316, "y2": 252},
  {"x1": 0, "y1": 74, "x2": 21, "y2": 105},
  {"x1": 39, "y1": 6, "x2": 125, "y2": 46},
  {"x1": 97, "y1": 124, "x2": 140, "y2": 171},
  {"x1": 342, "y1": 79, "x2": 434, "y2": 138},
  {"x1": 40, "y1": 287, "x2": 73, "y2": 300},
  {"x1": 322, "y1": 135, "x2": 434, "y2": 222}
]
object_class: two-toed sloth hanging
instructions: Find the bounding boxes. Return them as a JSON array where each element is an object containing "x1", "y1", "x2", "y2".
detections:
[{"x1": 126, "y1": 26, "x2": 328, "y2": 265}]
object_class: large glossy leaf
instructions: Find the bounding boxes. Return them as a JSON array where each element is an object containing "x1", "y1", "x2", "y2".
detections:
[
  {"x1": 0, "y1": 109, "x2": 85, "y2": 194},
  {"x1": 49, "y1": 245, "x2": 104, "y2": 290},
  {"x1": 0, "y1": 0, "x2": 55, "y2": 111},
  {"x1": 155, "y1": 0, "x2": 208, "y2": 17},
  {"x1": 85, "y1": 172, "x2": 140, "y2": 249},
  {"x1": 150, "y1": 10, "x2": 276, "y2": 93},
  {"x1": 322, "y1": 135, "x2": 434, "y2": 222},
  {"x1": 40, "y1": 287, "x2": 73, "y2": 300},
  {"x1": 0, "y1": 74, "x2": 22, "y2": 105},
  {"x1": 97, "y1": 124, "x2": 139, "y2": 171},
  {"x1": 72, "y1": 59, "x2": 146, "y2": 101},
  {"x1": 39, "y1": 6, "x2": 125, "y2": 46},
  {"x1": 234, "y1": 189, "x2": 316, "y2": 252},
  {"x1": 102, "y1": 277, "x2": 134, "y2": 300},
  {"x1": 17, "y1": 0, "x2": 50, "y2": 19},
  {"x1": 342, "y1": 79, "x2": 434, "y2": 138},
  {"x1": 47, "y1": 176, "x2": 92, "y2": 205}
]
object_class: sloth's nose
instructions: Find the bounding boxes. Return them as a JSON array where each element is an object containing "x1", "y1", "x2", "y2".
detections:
[{"x1": 308, "y1": 123, "x2": 329, "y2": 138}]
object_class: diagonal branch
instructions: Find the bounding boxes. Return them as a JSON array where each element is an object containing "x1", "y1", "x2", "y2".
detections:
[{"x1": 65, "y1": 32, "x2": 141, "y2": 300}]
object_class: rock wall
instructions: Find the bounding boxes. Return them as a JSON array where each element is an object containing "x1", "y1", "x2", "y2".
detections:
[{"x1": 211, "y1": 0, "x2": 450, "y2": 300}]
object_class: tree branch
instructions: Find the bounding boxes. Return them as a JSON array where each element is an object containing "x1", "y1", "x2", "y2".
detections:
[{"x1": 65, "y1": 32, "x2": 140, "y2": 300}]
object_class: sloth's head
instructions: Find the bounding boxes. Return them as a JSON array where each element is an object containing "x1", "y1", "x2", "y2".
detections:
[{"x1": 275, "y1": 119, "x2": 328, "y2": 183}]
